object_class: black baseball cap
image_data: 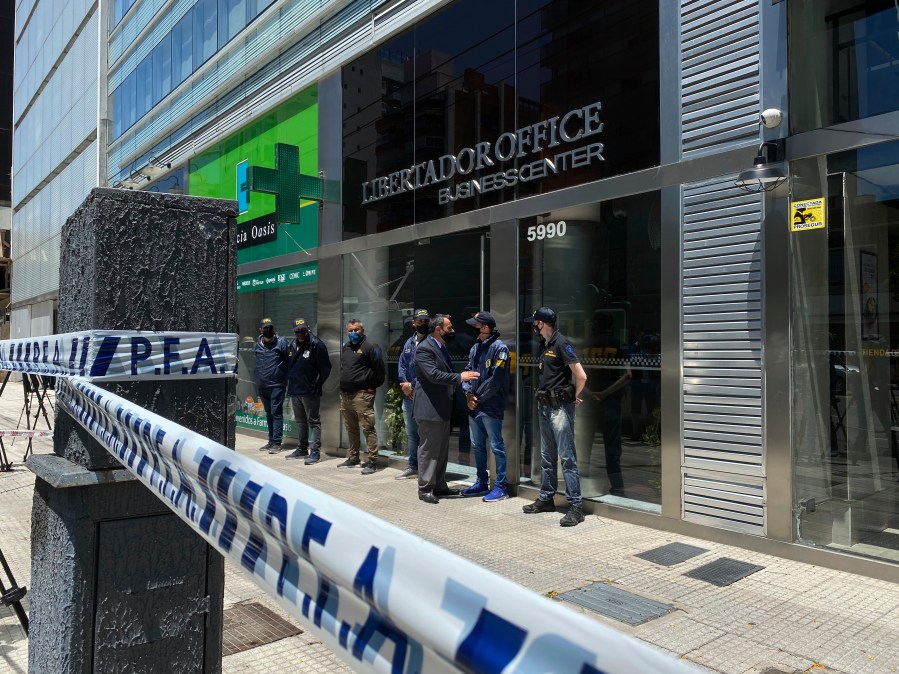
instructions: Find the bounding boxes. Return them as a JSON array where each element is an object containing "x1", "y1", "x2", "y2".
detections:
[
  {"x1": 293, "y1": 318, "x2": 309, "y2": 331},
  {"x1": 260, "y1": 317, "x2": 275, "y2": 328},
  {"x1": 412, "y1": 308, "x2": 432, "y2": 321},
  {"x1": 465, "y1": 311, "x2": 496, "y2": 329},
  {"x1": 523, "y1": 307, "x2": 557, "y2": 324}
]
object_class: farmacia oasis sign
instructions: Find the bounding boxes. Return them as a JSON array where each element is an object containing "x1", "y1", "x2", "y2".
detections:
[{"x1": 361, "y1": 102, "x2": 604, "y2": 206}]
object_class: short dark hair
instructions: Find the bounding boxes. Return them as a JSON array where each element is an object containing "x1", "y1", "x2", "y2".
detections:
[{"x1": 429, "y1": 315, "x2": 450, "y2": 334}]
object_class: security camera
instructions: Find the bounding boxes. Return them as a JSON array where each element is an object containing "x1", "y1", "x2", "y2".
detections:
[{"x1": 760, "y1": 108, "x2": 783, "y2": 129}]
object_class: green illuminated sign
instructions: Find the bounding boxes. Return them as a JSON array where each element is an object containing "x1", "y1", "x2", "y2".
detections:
[
  {"x1": 248, "y1": 143, "x2": 322, "y2": 224},
  {"x1": 237, "y1": 262, "x2": 318, "y2": 293}
]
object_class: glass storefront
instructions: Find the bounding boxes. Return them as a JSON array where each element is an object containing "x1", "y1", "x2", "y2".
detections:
[
  {"x1": 518, "y1": 192, "x2": 662, "y2": 508},
  {"x1": 792, "y1": 139, "x2": 899, "y2": 562},
  {"x1": 790, "y1": 0, "x2": 899, "y2": 133},
  {"x1": 341, "y1": 231, "x2": 491, "y2": 476},
  {"x1": 342, "y1": 0, "x2": 659, "y2": 236}
]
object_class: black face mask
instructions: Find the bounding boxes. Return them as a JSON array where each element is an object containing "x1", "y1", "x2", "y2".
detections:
[
  {"x1": 442, "y1": 331, "x2": 457, "y2": 342},
  {"x1": 532, "y1": 324, "x2": 542, "y2": 336},
  {"x1": 295, "y1": 330, "x2": 309, "y2": 341},
  {"x1": 415, "y1": 324, "x2": 429, "y2": 335}
]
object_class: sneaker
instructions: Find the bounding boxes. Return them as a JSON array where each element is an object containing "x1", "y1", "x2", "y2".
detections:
[
  {"x1": 560, "y1": 504, "x2": 585, "y2": 527},
  {"x1": 259, "y1": 442, "x2": 273, "y2": 451},
  {"x1": 267, "y1": 444, "x2": 285, "y2": 454},
  {"x1": 522, "y1": 497, "x2": 556, "y2": 514},
  {"x1": 395, "y1": 467, "x2": 418, "y2": 480},
  {"x1": 285, "y1": 448, "x2": 308, "y2": 460},
  {"x1": 461, "y1": 480, "x2": 489, "y2": 498},
  {"x1": 361, "y1": 461, "x2": 378, "y2": 475},
  {"x1": 482, "y1": 486, "x2": 509, "y2": 503},
  {"x1": 304, "y1": 451, "x2": 321, "y2": 465},
  {"x1": 337, "y1": 458, "x2": 360, "y2": 468}
]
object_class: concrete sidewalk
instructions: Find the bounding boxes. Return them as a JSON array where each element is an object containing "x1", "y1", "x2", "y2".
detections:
[{"x1": 2, "y1": 397, "x2": 899, "y2": 673}]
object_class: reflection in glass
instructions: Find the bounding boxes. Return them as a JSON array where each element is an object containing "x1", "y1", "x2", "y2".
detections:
[
  {"x1": 790, "y1": 0, "x2": 899, "y2": 133},
  {"x1": 792, "y1": 140, "x2": 899, "y2": 562},
  {"x1": 518, "y1": 193, "x2": 662, "y2": 507},
  {"x1": 341, "y1": 231, "x2": 490, "y2": 476}
]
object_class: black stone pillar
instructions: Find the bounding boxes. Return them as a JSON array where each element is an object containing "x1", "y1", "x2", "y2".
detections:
[{"x1": 28, "y1": 188, "x2": 237, "y2": 673}]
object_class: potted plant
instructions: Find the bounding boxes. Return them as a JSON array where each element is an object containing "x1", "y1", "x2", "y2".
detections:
[{"x1": 384, "y1": 384, "x2": 407, "y2": 454}]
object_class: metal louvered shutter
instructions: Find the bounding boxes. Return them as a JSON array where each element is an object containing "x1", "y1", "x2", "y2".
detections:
[
  {"x1": 681, "y1": 175, "x2": 766, "y2": 535},
  {"x1": 681, "y1": 0, "x2": 760, "y2": 156}
]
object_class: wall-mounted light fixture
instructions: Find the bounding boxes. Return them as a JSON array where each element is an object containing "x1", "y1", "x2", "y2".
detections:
[
  {"x1": 139, "y1": 159, "x2": 172, "y2": 180},
  {"x1": 735, "y1": 140, "x2": 786, "y2": 193}
]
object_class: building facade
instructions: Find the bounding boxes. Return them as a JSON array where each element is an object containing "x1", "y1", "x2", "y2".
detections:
[{"x1": 12, "y1": 0, "x2": 899, "y2": 578}]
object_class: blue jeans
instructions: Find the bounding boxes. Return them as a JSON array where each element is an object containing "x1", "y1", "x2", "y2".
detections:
[
  {"x1": 468, "y1": 412, "x2": 507, "y2": 487},
  {"x1": 538, "y1": 402, "x2": 581, "y2": 505},
  {"x1": 402, "y1": 397, "x2": 419, "y2": 470},
  {"x1": 259, "y1": 385, "x2": 285, "y2": 445}
]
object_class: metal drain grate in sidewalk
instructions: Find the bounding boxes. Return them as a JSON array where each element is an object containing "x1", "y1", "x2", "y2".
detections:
[
  {"x1": 635, "y1": 542, "x2": 708, "y2": 566},
  {"x1": 222, "y1": 601, "x2": 302, "y2": 656},
  {"x1": 556, "y1": 583, "x2": 676, "y2": 626},
  {"x1": 684, "y1": 557, "x2": 764, "y2": 587}
]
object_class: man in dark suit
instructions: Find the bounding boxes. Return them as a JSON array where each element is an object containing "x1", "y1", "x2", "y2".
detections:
[{"x1": 413, "y1": 315, "x2": 480, "y2": 504}]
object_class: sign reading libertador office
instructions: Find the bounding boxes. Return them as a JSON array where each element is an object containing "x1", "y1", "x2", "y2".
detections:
[{"x1": 361, "y1": 102, "x2": 605, "y2": 205}]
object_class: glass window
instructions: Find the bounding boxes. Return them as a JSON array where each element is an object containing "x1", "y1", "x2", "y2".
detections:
[
  {"x1": 341, "y1": 0, "x2": 660, "y2": 239},
  {"x1": 791, "y1": 139, "x2": 899, "y2": 562},
  {"x1": 236, "y1": 285, "x2": 319, "y2": 437},
  {"x1": 122, "y1": 70, "x2": 137, "y2": 132},
  {"x1": 341, "y1": 231, "x2": 491, "y2": 472},
  {"x1": 194, "y1": 0, "x2": 218, "y2": 69},
  {"x1": 219, "y1": 0, "x2": 247, "y2": 48},
  {"x1": 152, "y1": 33, "x2": 172, "y2": 107},
  {"x1": 518, "y1": 192, "x2": 663, "y2": 508},
  {"x1": 249, "y1": 0, "x2": 276, "y2": 20},
  {"x1": 790, "y1": 0, "x2": 899, "y2": 133},
  {"x1": 172, "y1": 12, "x2": 193, "y2": 88},
  {"x1": 136, "y1": 56, "x2": 153, "y2": 119}
]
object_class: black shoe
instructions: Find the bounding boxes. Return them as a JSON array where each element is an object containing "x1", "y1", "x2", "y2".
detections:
[
  {"x1": 522, "y1": 497, "x2": 556, "y2": 514},
  {"x1": 304, "y1": 451, "x2": 320, "y2": 465},
  {"x1": 361, "y1": 462, "x2": 379, "y2": 475},
  {"x1": 608, "y1": 487, "x2": 627, "y2": 497},
  {"x1": 259, "y1": 442, "x2": 273, "y2": 451},
  {"x1": 560, "y1": 504, "x2": 585, "y2": 527},
  {"x1": 285, "y1": 449, "x2": 307, "y2": 460},
  {"x1": 418, "y1": 491, "x2": 439, "y2": 504},
  {"x1": 434, "y1": 488, "x2": 460, "y2": 497},
  {"x1": 337, "y1": 458, "x2": 360, "y2": 468},
  {"x1": 267, "y1": 444, "x2": 285, "y2": 454}
]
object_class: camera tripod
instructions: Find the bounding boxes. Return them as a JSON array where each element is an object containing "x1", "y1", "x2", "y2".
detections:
[{"x1": 0, "y1": 544, "x2": 28, "y2": 636}]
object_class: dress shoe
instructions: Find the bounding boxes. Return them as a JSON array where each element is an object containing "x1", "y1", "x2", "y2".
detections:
[
  {"x1": 434, "y1": 488, "x2": 460, "y2": 497},
  {"x1": 418, "y1": 491, "x2": 439, "y2": 504}
]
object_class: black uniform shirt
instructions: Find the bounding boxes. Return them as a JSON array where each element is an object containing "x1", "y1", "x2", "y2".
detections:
[{"x1": 538, "y1": 330, "x2": 580, "y2": 390}]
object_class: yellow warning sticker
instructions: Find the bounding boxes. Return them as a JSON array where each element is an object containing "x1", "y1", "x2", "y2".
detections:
[{"x1": 790, "y1": 198, "x2": 826, "y2": 232}]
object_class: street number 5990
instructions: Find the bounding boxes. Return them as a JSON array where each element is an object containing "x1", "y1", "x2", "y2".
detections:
[{"x1": 526, "y1": 221, "x2": 567, "y2": 241}]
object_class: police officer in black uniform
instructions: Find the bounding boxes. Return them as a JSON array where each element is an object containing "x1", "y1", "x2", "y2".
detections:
[{"x1": 522, "y1": 307, "x2": 589, "y2": 527}]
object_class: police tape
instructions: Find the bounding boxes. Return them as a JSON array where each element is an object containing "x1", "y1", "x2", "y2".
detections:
[
  {"x1": 56, "y1": 376, "x2": 698, "y2": 674},
  {"x1": 0, "y1": 331, "x2": 237, "y2": 380}
]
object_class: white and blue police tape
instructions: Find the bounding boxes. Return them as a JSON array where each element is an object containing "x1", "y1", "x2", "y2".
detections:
[
  {"x1": 0, "y1": 331, "x2": 237, "y2": 380},
  {"x1": 57, "y1": 376, "x2": 698, "y2": 674}
]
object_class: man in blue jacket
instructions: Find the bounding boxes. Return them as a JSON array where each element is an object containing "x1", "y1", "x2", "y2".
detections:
[
  {"x1": 461, "y1": 311, "x2": 511, "y2": 502},
  {"x1": 395, "y1": 308, "x2": 431, "y2": 480},
  {"x1": 284, "y1": 317, "x2": 332, "y2": 464},
  {"x1": 255, "y1": 317, "x2": 289, "y2": 451}
]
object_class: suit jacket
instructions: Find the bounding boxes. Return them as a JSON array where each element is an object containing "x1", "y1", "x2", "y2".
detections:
[{"x1": 412, "y1": 336, "x2": 461, "y2": 422}]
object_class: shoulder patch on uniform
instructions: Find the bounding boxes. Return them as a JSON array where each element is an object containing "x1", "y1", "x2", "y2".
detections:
[{"x1": 565, "y1": 344, "x2": 576, "y2": 358}]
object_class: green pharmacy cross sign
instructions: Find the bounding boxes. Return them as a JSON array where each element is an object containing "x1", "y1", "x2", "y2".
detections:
[{"x1": 241, "y1": 143, "x2": 322, "y2": 224}]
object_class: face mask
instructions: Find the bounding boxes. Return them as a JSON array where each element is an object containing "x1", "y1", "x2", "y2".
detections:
[
  {"x1": 348, "y1": 331, "x2": 362, "y2": 343},
  {"x1": 415, "y1": 323, "x2": 429, "y2": 335},
  {"x1": 532, "y1": 324, "x2": 542, "y2": 336},
  {"x1": 442, "y1": 331, "x2": 457, "y2": 342},
  {"x1": 296, "y1": 330, "x2": 309, "y2": 340}
]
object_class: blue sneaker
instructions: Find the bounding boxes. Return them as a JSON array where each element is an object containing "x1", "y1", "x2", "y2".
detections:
[
  {"x1": 483, "y1": 486, "x2": 508, "y2": 503},
  {"x1": 461, "y1": 480, "x2": 489, "y2": 497}
]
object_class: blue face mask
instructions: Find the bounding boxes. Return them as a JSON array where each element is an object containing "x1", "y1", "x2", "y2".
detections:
[{"x1": 348, "y1": 331, "x2": 362, "y2": 343}]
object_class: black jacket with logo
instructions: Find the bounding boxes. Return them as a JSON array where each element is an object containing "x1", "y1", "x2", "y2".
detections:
[
  {"x1": 286, "y1": 334, "x2": 331, "y2": 396},
  {"x1": 339, "y1": 336, "x2": 385, "y2": 392}
]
